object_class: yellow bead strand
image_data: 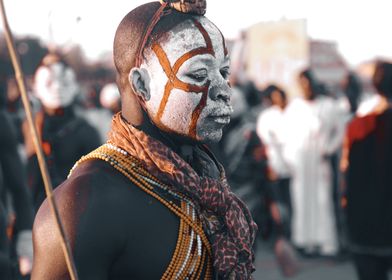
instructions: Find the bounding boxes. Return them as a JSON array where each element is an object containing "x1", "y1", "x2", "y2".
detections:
[{"x1": 69, "y1": 145, "x2": 213, "y2": 279}]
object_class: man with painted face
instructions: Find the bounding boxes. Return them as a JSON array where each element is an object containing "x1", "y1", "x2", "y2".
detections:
[
  {"x1": 23, "y1": 53, "x2": 101, "y2": 211},
  {"x1": 31, "y1": 1, "x2": 257, "y2": 279}
]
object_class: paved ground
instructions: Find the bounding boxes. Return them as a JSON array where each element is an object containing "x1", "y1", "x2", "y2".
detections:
[{"x1": 252, "y1": 241, "x2": 357, "y2": 280}]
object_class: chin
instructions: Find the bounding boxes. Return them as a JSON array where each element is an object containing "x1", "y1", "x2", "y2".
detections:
[{"x1": 197, "y1": 130, "x2": 223, "y2": 144}]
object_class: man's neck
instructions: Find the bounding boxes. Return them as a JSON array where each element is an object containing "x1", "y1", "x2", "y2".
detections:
[{"x1": 133, "y1": 111, "x2": 198, "y2": 159}]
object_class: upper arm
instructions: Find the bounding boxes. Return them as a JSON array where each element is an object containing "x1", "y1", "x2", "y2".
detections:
[
  {"x1": 31, "y1": 202, "x2": 73, "y2": 280},
  {"x1": 31, "y1": 176, "x2": 117, "y2": 280}
]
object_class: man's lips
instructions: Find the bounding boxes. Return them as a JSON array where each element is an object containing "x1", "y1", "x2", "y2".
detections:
[{"x1": 208, "y1": 113, "x2": 231, "y2": 124}]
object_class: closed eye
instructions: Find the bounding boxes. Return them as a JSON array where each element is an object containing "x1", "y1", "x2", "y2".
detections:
[{"x1": 186, "y1": 69, "x2": 208, "y2": 83}]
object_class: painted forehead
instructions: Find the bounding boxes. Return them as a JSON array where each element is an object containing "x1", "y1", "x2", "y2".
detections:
[{"x1": 156, "y1": 16, "x2": 227, "y2": 64}]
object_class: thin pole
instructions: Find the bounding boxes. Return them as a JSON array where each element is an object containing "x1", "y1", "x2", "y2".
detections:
[{"x1": 0, "y1": 1, "x2": 78, "y2": 279}]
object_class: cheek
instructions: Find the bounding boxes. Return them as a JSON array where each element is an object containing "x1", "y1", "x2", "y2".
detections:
[
  {"x1": 194, "y1": 99, "x2": 222, "y2": 142},
  {"x1": 144, "y1": 66, "x2": 167, "y2": 118},
  {"x1": 145, "y1": 84, "x2": 164, "y2": 118},
  {"x1": 160, "y1": 89, "x2": 202, "y2": 134},
  {"x1": 145, "y1": 79, "x2": 167, "y2": 118}
]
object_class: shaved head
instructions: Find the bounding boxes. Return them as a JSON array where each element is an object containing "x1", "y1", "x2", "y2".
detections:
[
  {"x1": 114, "y1": 2, "x2": 197, "y2": 97},
  {"x1": 114, "y1": 1, "x2": 232, "y2": 143},
  {"x1": 113, "y1": 2, "x2": 203, "y2": 124}
]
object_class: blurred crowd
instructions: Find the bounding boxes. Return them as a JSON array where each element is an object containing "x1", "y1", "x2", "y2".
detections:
[
  {"x1": 0, "y1": 33, "x2": 391, "y2": 280},
  {"x1": 0, "y1": 47, "x2": 120, "y2": 278},
  {"x1": 217, "y1": 61, "x2": 392, "y2": 280}
]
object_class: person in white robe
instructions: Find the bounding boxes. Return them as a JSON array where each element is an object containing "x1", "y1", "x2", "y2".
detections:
[{"x1": 283, "y1": 69, "x2": 346, "y2": 256}]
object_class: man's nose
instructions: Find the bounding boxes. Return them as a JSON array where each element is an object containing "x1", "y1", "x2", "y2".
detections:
[{"x1": 208, "y1": 81, "x2": 232, "y2": 102}]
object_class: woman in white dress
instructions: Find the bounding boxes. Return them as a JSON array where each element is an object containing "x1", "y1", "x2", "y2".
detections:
[{"x1": 284, "y1": 69, "x2": 346, "y2": 256}]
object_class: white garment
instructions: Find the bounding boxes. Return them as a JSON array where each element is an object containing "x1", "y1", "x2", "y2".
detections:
[
  {"x1": 256, "y1": 105, "x2": 290, "y2": 178},
  {"x1": 356, "y1": 93, "x2": 381, "y2": 117},
  {"x1": 283, "y1": 96, "x2": 345, "y2": 254}
]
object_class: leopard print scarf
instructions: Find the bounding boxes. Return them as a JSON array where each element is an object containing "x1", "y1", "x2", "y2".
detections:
[{"x1": 108, "y1": 113, "x2": 257, "y2": 279}]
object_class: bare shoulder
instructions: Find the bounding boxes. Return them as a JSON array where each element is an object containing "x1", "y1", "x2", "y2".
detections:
[
  {"x1": 31, "y1": 161, "x2": 96, "y2": 278},
  {"x1": 33, "y1": 165, "x2": 93, "y2": 242},
  {"x1": 32, "y1": 159, "x2": 128, "y2": 279},
  {"x1": 33, "y1": 158, "x2": 129, "y2": 241}
]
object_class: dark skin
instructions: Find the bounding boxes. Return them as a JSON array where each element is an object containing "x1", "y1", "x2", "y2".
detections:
[
  {"x1": 31, "y1": 117, "x2": 215, "y2": 279},
  {"x1": 32, "y1": 159, "x2": 180, "y2": 280}
]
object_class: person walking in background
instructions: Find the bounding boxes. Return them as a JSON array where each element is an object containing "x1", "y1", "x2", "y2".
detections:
[
  {"x1": 23, "y1": 52, "x2": 101, "y2": 210},
  {"x1": 341, "y1": 61, "x2": 392, "y2": 280},
  {"x1": 284, "y1": 69, "x2": 345, "y2": 257},
  {"x1": 256, "y1": 85, "x2": 292, "y2": 238},
  {"x1": 256, "y1": 84, "x2": 299, "y2": 276}
]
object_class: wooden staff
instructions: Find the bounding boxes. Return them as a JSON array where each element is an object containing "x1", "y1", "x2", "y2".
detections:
[{"x1": 0, "y1": 1, "x2": 79, "y2": 279}]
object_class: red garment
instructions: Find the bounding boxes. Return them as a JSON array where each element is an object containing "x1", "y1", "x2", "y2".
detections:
[{"x1": 346, "y1": 109, "x2": 392, "y2": 253}]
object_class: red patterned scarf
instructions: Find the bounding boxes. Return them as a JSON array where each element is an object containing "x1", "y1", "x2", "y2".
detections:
[{"x1": 108, "y1": 113, "x2": 257, "y2": 279}]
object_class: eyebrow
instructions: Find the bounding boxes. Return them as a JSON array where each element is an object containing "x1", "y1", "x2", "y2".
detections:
[{"x1": 189, "y1": 56, "x2": 230, "y2": 66}]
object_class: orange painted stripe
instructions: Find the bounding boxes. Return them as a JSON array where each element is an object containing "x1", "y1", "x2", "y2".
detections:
[
  {"x1": 173, "y1": 47, "x2": 210, "y2": 73},
  {"x1": 152, "y1": 43, "x2": 176, "y2": 81},
  {"x1": 157, "y1": 82, "x2": 174, "y2": 121},
  {"x1": 189, "y1": 83, "x2": 210, "y2": 138},
  {"x1": 192, "y1": 19, "x2": 215, "y2": 57}
]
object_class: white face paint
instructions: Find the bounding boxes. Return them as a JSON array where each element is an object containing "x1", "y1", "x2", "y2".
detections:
[
  {"x1": 34, "y1": 63, "x2": 78, "y2": 110},
  {"x1": 140, "y1": 16, "x2": 233, "y2": 143}
]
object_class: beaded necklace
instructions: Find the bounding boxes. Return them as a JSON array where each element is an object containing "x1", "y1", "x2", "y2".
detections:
[{"x1": 69, "y1": 144, "x2": 213, "y2": 279}]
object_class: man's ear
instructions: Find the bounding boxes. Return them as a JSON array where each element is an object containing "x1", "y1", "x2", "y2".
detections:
[{"x1": 129, "y1": 68, "x2": 151, "y2": 101}]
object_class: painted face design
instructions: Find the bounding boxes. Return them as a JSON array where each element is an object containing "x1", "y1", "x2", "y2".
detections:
[
  {"x1": 34, "y1": 63, "x2": 78, "y2": 109},
  {"x1": 141, "y1": 17, "x2": 232, "y2": 143}
]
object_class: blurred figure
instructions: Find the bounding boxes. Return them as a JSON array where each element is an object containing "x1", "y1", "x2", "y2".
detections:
[
  {"x1": 0, "y1": 79, "x2": 34, "y2": 277},
  {"x1": 257, "y1": 85, "x2": 299, "y2": 276},
  {"x1": 218, "y1": 85, "x2": 268, "y2": 245},
  {"x1": 100, "y1": 83, "x2": 121, "y2": 114},
  {"x1": 257, "y1": 85, "x2": 291, "y2": 235},
  {"x1": 334, "y1": 71, "x2": 363, "y2": 251},
  {"x1": 284, "y1": 69, "x2": 345, "y2": 256},
  {"x1": 341, "y1": 71, "x2": 363, "y2": 115},
  {"x1": 99, "y1": 83, "x2": 121, "y2": 140},
  {"x1": 23, "y1": 53, "x2": 101, "y2": 210},
  {"x1": 341, "y1": 61, "x2": 392, "y2": 280},
  {"x1": 82, "y1": 82, "x2": 121, "y2": 143},
  {"x1": 240, "y1": 80, "x2": 263, "y2": 111},
  {"x1": 355, "y1": 67, "x2": 384, "y2": 118},
  {"x1": 356, "y1": 93, "x2": 382, "y2": 117}
]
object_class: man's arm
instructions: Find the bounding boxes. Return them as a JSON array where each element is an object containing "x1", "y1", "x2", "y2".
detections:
[
  {"x1": 31, "y1": 201, "x2": 73, "y2": 280},
  {"x1": 31, "y1": 174, "x2": 118, "y2": 280}
]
